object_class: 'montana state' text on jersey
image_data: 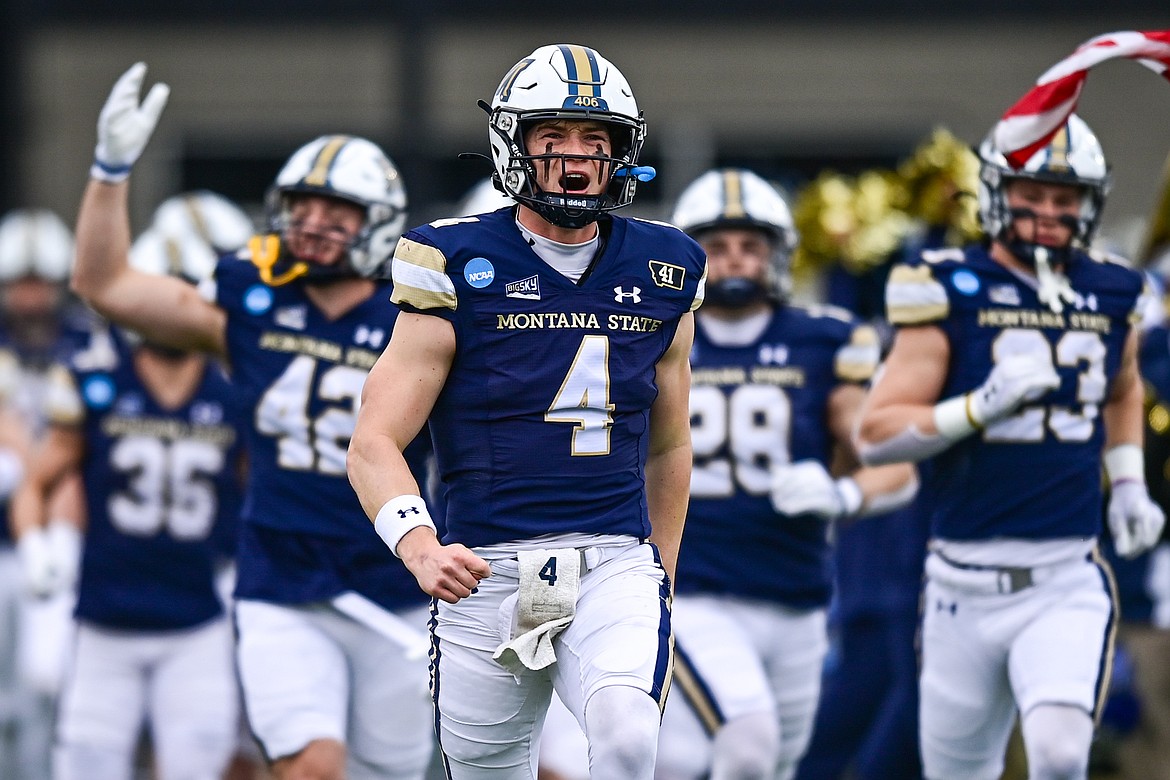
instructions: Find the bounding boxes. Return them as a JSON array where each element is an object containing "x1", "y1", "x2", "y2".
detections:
[
  {"x1": 677, "y1": 306, "x2": 879, "y2": 607},
  {"x1": 887, "y1": 244, "x2": 1143, "y2": 541},
  {"x1": 212, "y1": 257, "x2": 428, "y2": 610},
  {"x1": 49, "y1": 337, "x2": 243, "y2": 631},
  {"x1": 392, "y1": 210, "x2": 706, "y2": 548}
]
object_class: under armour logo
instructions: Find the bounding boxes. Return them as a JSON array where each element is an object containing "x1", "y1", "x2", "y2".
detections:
[
  {"x1": 355, "y1": 325, "x2": 386, "y2": 348},
  {"x1": 397, "y1": 507, "x2": 421, "y2": 519},
  {"x1": 614, "y1": 286, "x2": 642, "y2": 303}
]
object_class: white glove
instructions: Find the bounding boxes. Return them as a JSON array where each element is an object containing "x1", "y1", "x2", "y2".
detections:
[
  {"x1": 770, "y1": 460, "x2": 862, "y2": 521},
  {"x1": 15, "y1": 521, "x2": 82, "y2": 598},
  {"x1": 968, "y1": 354, "x2": 1060, "y2": 427},
  {"x1": 1109, "y1": 481, "x2": 1166, "y2": 559},
  {"x1": 92, "y1": 62, "x2": 170, "y2": 183},
  {"x1": 45, "y1": 519, "x2": 82, "y2": 593},
  {"x1": 16, "y1": 527, "x2": 57, "y2": 598}
]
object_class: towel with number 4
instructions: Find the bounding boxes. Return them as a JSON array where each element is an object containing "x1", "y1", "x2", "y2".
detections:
[{"x1": 493, "y1": 548, "x2": 581, "y2": 677}]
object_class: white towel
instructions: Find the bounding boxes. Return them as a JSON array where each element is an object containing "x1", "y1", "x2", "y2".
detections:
[{"x1": 493, "y1": 548, "x2": 581, "y2": 676}]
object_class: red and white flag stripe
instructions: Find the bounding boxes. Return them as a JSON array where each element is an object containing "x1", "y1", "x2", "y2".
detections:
[{"x1": 993, "y1": 30, "x2": 1170, "y2": 169}]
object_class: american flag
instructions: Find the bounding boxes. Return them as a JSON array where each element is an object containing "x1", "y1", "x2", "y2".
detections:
[{"x1": 992, "y1": 30, "x2": 1170, "y2": 169}]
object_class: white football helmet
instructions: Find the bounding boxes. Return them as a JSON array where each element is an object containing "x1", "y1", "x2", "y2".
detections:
[
  {"x1": 265, "y1": 134, "x2": 407, "y2": 282},
  {"x1": 456, "y1": 177, "x2": 514, "y2": 217},
  {"x1": 672, "y1": 168, "x2": 797, "y2": 304},
  {"x1": 151, "y1": 190, "x2": 253, "y2": 259},
  {"x1": 0, "y1": 209, "x2": 74, "y2": 283},
  {"x1": 977, "y1": 114, "x2": 1109, "y2": 248},
  {"x1": 486, "y1": 44, "x2": 647, "y2": 228},
  {"x1": 129, "y1": 227, "x2": 218, "y2": 284}
]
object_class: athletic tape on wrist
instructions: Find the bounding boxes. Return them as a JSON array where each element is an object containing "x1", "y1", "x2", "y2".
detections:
[
  {"x1": 90, "y1": 160, "x2": 132, "y2": 183},
  {"x1": 373, "y1": 495, "x2": 436, "y2": 558},
  {"x1": 1104, "y1": 444, "x2": 1145, "y2": 485},
  {"x1": 933, "y1": 394, "x2": 978, "y2": 441}
]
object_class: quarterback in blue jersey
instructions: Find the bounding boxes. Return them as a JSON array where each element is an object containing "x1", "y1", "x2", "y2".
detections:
[
  {"x1": 652, "y1": 169, "x2": 917, "y2": 780},
  {"x1": 856, "y1": 114, "x2": 1165, "y2": 780},
  {"x1": 71, "y1": 64, "x2": 434, "y2": 780},
  {"x1": 9, "y1": 229, "x2": 245, "y2": 777},
  {"x1": 349, "y1": 44, "x2": 702, "y2": 779}
]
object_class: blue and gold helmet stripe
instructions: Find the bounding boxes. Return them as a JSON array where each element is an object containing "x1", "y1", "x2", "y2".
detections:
[
  {"x1": 1043, "y1": 123, "x2": 1072, "y2": 173},
  {"x1": 557, "y1": 44, "x2": 602, "y2": 98},
  {"x1": 302, "y1": 135, "x2": 351, "y2": 188},
  {"x1": 720, "y1": 170, "x2": 748, "y2": 220}
]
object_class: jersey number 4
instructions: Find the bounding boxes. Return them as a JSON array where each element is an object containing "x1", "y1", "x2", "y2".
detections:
[{"x1": 546, "y1": 335, "x2": 615, "y2": 456}]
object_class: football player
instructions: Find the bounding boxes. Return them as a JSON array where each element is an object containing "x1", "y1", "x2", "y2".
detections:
[
  {"x1": 9, "y1": 222, "x2": 245, "y2": 780},
  {"x1": 71, "y1": 63, "x2": 434, "y2": 780},
  {"x1": 654, "y1": 169, "x2": 917, "y2": 780},
  {"x1": 855, "y1": 114, "x2": 1164, "y2": 780},
  {"x1": 348, "y1": 44, "x2": 704, "y2": 779},
  {"x1": 0, "y1": 208, "x2": 96, "y2": 780}
]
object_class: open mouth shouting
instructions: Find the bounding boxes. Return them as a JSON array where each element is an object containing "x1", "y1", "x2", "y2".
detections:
[{"x1": 559, "y1": 171, "x2": 592, "y2": 193}]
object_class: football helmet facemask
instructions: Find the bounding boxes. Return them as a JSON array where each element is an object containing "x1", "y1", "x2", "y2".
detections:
[
  {"x1": 263, "y1": 134, "x2": 407, "y2": 284},
  {"x1": 978, "y1": 114, "x2": 1109, "y2": 262},
  {"x1": 672, "y1": 168, "x2": 797, "y2": 307},
  {"x1": 0, "y1": 209, "x2": 74, "y2": 283},
  {"x1": 487, "y1": 44, "x2": 648, "y2": 229}
]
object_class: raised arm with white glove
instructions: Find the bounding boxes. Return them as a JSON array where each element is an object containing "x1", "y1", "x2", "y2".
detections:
[
  {"x1": 90, "y1": 62, "x2": 169, "y2": 183},
  {"x1": 1105, "y1": 444, "x2": 1166, "y2": 558}
]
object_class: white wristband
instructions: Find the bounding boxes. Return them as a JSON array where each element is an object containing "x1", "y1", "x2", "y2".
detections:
[
  {"x1": 933, "y1": 394, "x2": 979, "y2": 441},
  {"x1": 834, "y1": 477, "x2": 864, "y2": 519},
  {"x1": 1104, "y1": 444, "x2": 1145, "y2": 485},
  {"x1": 373, "y1": 495, "x2": 436, "y2": 558}
]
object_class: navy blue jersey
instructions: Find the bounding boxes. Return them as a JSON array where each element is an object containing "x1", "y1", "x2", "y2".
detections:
[
  {"x1": 53, "y1": 339, "x2": 243, "y2": 630},
  {"x1": 391, "y1": 211, "x2": 706, "y2": 548},
  {"x1": 212, "y1": 257, "x2": 429, "y2": 610},
  {"x1": 677, "y1": 305, "x2": 879, "y2": 607},
  {"x1": 886, "y1": 244, "x2": 1143, "y2": 541}
]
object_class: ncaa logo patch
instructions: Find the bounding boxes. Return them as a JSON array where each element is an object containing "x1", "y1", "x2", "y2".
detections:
[
  {"x1": 82, "y1": 375, "x2": 115, "y2": 410},
  {"x1": 244, "y1": 284, "x2": 274, "y2": 315},
  {"x1": 951, "y1": 270, "x2": 980, "y2": 296},
  {"x1": 464, "y1": 258, "x2": 495, "y2": 289}
]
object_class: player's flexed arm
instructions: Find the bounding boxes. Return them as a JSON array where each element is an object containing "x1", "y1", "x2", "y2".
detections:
[
  {"x1": 73, "y1": 64, "x2": 227, "y2": 359},
  {"x1": 854, "y1": 324, "x2": 1059, "y2": 466},
  {"x1": 347, "y1": 311, "x2": 491, "y2": 603},
  {"x1": 646, "y1": 312, "x2": 695, "y2": 584}
]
